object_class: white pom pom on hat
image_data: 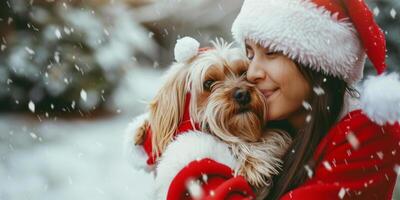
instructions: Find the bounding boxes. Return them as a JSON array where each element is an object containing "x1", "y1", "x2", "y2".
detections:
[
  {"x1": 360, "y1": 73, "x2": 400, "y2": 125},
  {"x1": 174, "y1": 37, "x2": 200, "y2": 63}
]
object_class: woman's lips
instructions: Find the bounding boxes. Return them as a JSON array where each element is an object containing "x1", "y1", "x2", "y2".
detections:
[{"x1": 260, "y1": 89, "x2": 278, "y2": 99}]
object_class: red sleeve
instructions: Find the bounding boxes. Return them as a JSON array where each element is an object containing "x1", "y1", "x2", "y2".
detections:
[
  {"x1": 153, "y1": 131, "x2": 256, "y2": 200},
  {"x1": 281, "y1": 110, "x2": 400, "y2": 200},
  {"x1": 167, "y1": 158, "x2": 255, "y2": 200}
]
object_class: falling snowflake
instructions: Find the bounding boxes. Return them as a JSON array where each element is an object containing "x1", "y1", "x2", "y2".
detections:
[
  {"x1": 313, "y1": 86, "x2": 325, "y2": 95},
  {"x1": 323, "y1": 161, "x2": 332, "y2": 171},
  {"x1": 186, "y1": 179, "x2": 204, "y2": 199},
  {"x1": 28, "y1": 101, "x2": 35, "y2": 113},
  {"x1": 103, "y1": 28, "x2": 110, "y2": 36},
  {"x1": 302, "y1": 101, "x2": 312, "y2": 110},
  {"x1": 55, "y1": 28, "x2": 62, "y2": 39},
  {"x1": 304, "y1": 165, "x2": 313, "y2": 178},
  {"x1": 346, "y1": 132, "x2": 360, "y2": 150},
  {"x1": 25, "y1": 47, "x2": 35, "y2": 55},
  {"x1": 376, "y1": 151, "x2": 384, "y2": 160},
  {"x1": 54, "y1": 51, "x2": 60, "y2": 63},
  {"x1": 209, "y1": 190, "x2": 215, "y2": 197},
  {"x1": 338, "y1": 188, "x2": 346, "y2": 199},
  {"x1": 80, "y1": 89, "x2": 87, "y2": 102},
  {"x1": 202, "y1": 174, "x2": 208, "y2": 183},
  {"x1": 1, "y1": 44, "x2": 6, "y2": 51},
  {"x1": 306, "y1": 114, "x2": 312, "y2": 123},
  {"x1": 390, "y1": 9, "x2": 397, "y2": 19},
  {"x1": 373, "y1": 7, "x2": 380, "y2": 16},
  {"x1": 64, "y1": 26, "x2": 71, "y2": 35},
  {"x1": 30, "y1": 132, "x2": 38, "y2": 139},
  {"x1": 6, "y1": 79, "x2": 13, "y2": 85}
]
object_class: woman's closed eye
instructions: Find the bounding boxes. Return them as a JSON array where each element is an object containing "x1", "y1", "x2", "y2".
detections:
[{"x1": 265, "y1": 51, "x2": 280, "y2": 57}]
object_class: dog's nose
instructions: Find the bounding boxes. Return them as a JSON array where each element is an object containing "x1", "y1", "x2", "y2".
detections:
[{"x1": 234, "y1": 89, "x2": 251, "y2": 105}]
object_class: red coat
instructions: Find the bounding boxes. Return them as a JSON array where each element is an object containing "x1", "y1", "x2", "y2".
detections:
[
  {"x1": 128, "y1": 108, "x2": 400, "y2": 199},
  {"x1": 279, "y1": 109, "x2": 400, "y2": 200},
  {"x1": 160, "y1": 110, "x2": 400, "y2": 200},
  {"x1": 126, "y1": 75, "x2": 400, "y2": 199}
]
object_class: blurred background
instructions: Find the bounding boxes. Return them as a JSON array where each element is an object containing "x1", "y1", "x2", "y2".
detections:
[{"x1": 0, "y1": 0, "x2": 398, "y2": 199}]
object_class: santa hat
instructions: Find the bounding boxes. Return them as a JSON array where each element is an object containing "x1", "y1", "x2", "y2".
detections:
[{"x1": 231, "y1": 0, "x2": 386, "y2": 84}]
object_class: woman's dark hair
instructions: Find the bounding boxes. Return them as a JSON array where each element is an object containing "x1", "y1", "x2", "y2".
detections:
[{"x1": 265, "y1": 64, "x2": 359, "y2": 199}]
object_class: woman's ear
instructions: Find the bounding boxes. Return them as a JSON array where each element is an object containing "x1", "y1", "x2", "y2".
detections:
[{"x1": 149, "y1": 63, "x2": 190, "y2": 157}]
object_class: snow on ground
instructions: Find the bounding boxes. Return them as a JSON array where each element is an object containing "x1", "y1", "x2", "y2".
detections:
[
  {"x1": 0, "y1": 114, "x2": 154, "y2": 200},
  {"x1": 0, "y1": 66, "x2": 163, "y2": 200}
]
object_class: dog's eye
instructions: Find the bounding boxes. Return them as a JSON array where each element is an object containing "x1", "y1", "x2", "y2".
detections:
[
  {"x1": 239, "y1": 70, "x2": 247, "y2": 76},
  {"x1": 203, "y1": 80, "x2": 215, "y2": 91}
]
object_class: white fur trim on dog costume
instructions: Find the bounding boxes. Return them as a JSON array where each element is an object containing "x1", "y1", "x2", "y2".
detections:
[
  {"x1": 360, "y1": 73, "x2": 400, "y2": 125},
  {"x1": 231, "y1": 0, "x2": 366, "y2": 84},
  {"x1": 124, "y1": 113, "x2": 154, "y2": 172},
  {"x1": 174, "y1": 37, "x2": 200, "y2": 63},
  {"x1": 154, "y1": 131, "x2": 238, "y2": 200}
]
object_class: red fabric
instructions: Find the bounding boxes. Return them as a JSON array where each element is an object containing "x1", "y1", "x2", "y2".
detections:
[
  {"x1": 341, "y1": 0, "x2": 386, "y2": 74},
  {"x1": 311, "y1": 0, "x2": 387, "y2": 74},
  {"x1": 280, "y1": 110, "x2": 400, "y2": 200},
  {"x1": 165, "y1": 109, "x2": 400, "y2": 199},
  {"x1": 167, "y1": 158, "x2": 256, "y2": 200},
  {"x1": 143, "y1": 93, "x2": 199, "y2": 165}
]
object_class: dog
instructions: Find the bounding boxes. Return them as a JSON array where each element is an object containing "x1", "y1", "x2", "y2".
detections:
[{"x1": 130, "y1": 37, "x2": 292, "y2": 194}]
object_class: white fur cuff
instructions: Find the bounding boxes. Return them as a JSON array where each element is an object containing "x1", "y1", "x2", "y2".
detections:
[{"x1": 154, "y1": 131, "x2": 238, "y2": 200}]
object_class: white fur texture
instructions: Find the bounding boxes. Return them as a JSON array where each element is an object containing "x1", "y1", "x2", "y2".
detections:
[
  {"x1": 360, "y1": 73, "x2": 400, "y2": 125},
  {"x1": 231, "y1": 0, "x2": 366, "y2": 84},
  {"x1": 124, "y1": 113, "x2": 155, "y2": 172},
  {"x1": 174, "y1": 37, "x2": 200, "y2": 63},
  {"x1": 154, "y1": 131, "x2": 238, "y2": 200}
]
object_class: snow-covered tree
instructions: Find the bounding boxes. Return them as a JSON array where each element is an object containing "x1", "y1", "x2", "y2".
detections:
[{"x1": 0, "y1": 0, "x2": 157, "y2": 114}]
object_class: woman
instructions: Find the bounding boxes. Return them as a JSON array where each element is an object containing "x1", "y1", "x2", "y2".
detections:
[{"x1": 131, "y1": 0, "x2": 400, "y2": 199}]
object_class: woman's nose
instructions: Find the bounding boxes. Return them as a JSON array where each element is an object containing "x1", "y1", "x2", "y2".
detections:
[{"x1": 246, "y1": 59, "x2": 266, "y2": 83}]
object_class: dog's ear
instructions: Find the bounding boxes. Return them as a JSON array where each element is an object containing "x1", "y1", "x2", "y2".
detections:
[{"x1": 149, "y1": 62, "x2": 190, "y2": 157}]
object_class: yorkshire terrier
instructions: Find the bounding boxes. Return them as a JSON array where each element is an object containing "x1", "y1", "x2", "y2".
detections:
[{"x1": 130, "y1": 37, "x2": 292, "y2": 193}]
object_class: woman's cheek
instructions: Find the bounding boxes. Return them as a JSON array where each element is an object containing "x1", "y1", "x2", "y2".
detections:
[{"x1": 266, "y1": 93, "x2": 290, "y2": 120}]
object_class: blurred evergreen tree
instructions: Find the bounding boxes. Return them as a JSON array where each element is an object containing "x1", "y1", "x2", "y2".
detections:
[
  {"x1": 366, "y1": 0, "x2": 400, "y2": 74},
  {"x1": 0, "y1": 0, "x2": 157, "y2": 115}
]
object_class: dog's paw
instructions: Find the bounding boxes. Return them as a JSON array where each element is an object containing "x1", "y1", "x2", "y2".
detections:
[{"x1": 237, "y1": 157, "x2": 272, "y2": 188}]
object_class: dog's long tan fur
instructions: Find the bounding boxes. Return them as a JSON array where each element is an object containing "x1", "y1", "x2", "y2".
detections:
[
  {"x1": 135, "y1": 63, "x2": 190, "y2": 157},
  {"x1": 134, "y1": 38, "x2": 292, "y2": 194}
]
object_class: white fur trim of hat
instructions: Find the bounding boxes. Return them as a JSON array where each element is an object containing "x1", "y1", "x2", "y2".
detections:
[{"x1": 232, "y1": 0, "x2": 387, "y2": 84}]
